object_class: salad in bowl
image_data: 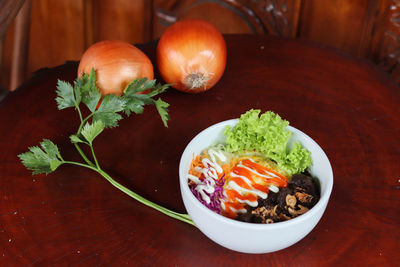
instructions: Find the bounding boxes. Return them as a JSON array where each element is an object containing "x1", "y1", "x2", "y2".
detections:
[{"x1": 179, "y1": 109, "x2": 333, "y2": 253}]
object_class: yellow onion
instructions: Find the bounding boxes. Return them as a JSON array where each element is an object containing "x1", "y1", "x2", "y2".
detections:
[
  {"x1": 78, "y1": 40, "x2": 153, "y2": 96},
  {"x1": 157, "y1": 19, "x2": 227, "y2": 93}
]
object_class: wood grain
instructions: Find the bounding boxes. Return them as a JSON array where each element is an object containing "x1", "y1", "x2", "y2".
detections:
[
  {"x1": 0, "y1": 0, "x2": 397, "y2": 90},
  {"x1": 27, "y1": 0, "x2": 85, "y2": 77},
  {"x1": 0, "y1": 0, "x2": 25, "y2": 89},
  {"x1": 376, "y1": 0, "x2": 400, "y2": 83},
  {"x1": 0, "y1": 35, "x2": 398, "y2": 266},
  {"x1": 0, "y1": 0, "x2": 25, "y2": 38},
  {"x1": 9, "y1": 0, "x2": 32, "y2": 91},
  {"x1": 94, "y1": 0, "x2": 147, "y2": 44},
  {"x1": 153, "y1": 0, "x2": 301, "y2": 38},
  {"x1": 299, "y1": 0, "x2": 370, "y2": 56}
]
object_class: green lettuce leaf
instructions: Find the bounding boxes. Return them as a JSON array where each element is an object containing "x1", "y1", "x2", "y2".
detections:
[{"x1": 224, "y1": 109, "x2": 312, "y2": 175}]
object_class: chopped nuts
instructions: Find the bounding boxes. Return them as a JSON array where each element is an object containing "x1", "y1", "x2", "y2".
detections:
[
  {"x1": 234, "y1": 173, "x2": 319, "y2": 224},
  {"x1": 252, "y1": 206, "x2": 269, "y2": 217},
  {"x1": 286, "y1": 194, "x2": 297, "y2": 208},
  {"x1": 271, "y1": 205, "x2": 278, "y2": 217},
  {"x1": 251, "y1": 205, "x2": 281, "y2": 223},
  {"x1": 288, "y1": 205, "x2": 309, "y2": 217},
  {"x1": 279, "y1": 213, "x2": 291, "y2": 221},
  {"x1": 295, "y1": 192, "x2": 313, "y2": 203}
]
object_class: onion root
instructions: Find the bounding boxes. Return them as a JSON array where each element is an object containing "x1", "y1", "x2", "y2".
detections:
[{"x1": 184, "y1": 72, "x2": 214, "y2": 90}]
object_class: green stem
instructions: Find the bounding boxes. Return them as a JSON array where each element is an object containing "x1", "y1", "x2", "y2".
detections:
[
  {"x1": 64, "y1": 161, "x2": 195, "y2": 226},
  {"x1": 77, "y1": 112, "x2": 96, "y2": 134},
  {"x1": 74, "y1": 108, "x2": 96, "y2": 167},
  {"x1": 90, "y1": 144, "x2": 100, "y2": 169},
  {"x1": 76, "y1": 105, "x2": 84, "y2": 124},
  {"x1": 74, "y1": 143, "x2": 95, "y2": 167},
  {"x1": 64, "y1": 160, "x2": 98, "y2": 171}
]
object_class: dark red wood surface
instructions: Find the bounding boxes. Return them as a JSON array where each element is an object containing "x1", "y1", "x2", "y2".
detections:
[{"x1": 0, "y1": 35, "x2": 399, "y2": 266}]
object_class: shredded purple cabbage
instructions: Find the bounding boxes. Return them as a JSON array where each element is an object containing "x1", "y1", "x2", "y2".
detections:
[{"x1": 190, "y1": 174, "x2": 225, "y2": 214}]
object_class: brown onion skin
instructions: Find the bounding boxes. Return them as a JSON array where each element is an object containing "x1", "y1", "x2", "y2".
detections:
[
  {"x1": 78, "y1": 40, "x2": 154, "y2": 96},
  {"x1": 156, "y1": 19, "x2": 227, "y2": 93}
]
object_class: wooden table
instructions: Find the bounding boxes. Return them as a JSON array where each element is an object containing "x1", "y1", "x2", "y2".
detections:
[{"x1": 0, "y1": 35, "x2": 399, "y2": 266}]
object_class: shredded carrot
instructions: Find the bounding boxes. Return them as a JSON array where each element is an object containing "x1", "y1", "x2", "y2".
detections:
[
  {"x1": 188, "y1": 154, "x2": 204, "y2": 178},
  {"x1": 220, "y1": 164, "x2": 231, "y2": 179},
  {"x1": 188, "y1": 150, "x2": 291, "y2": 219}
]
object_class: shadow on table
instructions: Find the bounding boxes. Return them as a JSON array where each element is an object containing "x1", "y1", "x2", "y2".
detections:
[{"x1": 0, "y1": 87, "x2": 8, "y2": 103}]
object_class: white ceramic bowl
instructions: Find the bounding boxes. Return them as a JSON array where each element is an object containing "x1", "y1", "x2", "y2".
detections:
[{"x1": 179, "y1": 119, "x2": 333, "y2": 254}]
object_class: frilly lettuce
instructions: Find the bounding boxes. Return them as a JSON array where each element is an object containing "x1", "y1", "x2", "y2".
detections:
[{"x1": 224, "y1": 109, "x2": 312, "y2": 176}]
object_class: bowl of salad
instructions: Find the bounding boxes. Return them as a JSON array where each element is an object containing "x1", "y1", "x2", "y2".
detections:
[{"x1": 179, "y1": 110, "x2": 333, "y2": 253}]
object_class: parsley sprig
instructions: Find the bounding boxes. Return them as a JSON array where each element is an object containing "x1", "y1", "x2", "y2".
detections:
[{"x1": 18, "y1": 70, "x2": 194, "y2": 226}]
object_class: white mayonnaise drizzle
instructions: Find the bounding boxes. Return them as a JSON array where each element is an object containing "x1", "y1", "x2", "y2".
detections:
[
  {"x1": 187, "y1": 174, "x2": 201, "y2": 184},
  {"x1": 196, "y1": 184, "x2": 215, "y2": 204},
  {"x1": 208, "y1": 148, "x2": 227, "y2": 163},
  {"x1": 223, "y1": 191, "x2": 258, "y2": 207},
  {"x1": 269, "y1": 184, "x2": 279, "y2": 193},
  {"x1": 221, "y1": 201, "x2": 247, "y2": 214},
  {"x1": 236, "y1": 197, "x2": 258, "y2": 207},
  {"x1": 227, "y1": 180, "x2": 268, "y2": 199},
  {"x1": 229, "y1": 172, "x2": 253, "y2": 187},
  {"x1": 188, "y1": 150, "x2": 283, "y2": 215},
  {"x1": 238, "y1": 159, "x2": 282, "y2": 180},
  {"x1": 187, "y1": 149, "x2": 225, "y2": 204},
  {"x1": 222, "y1": 159, "x2": 284, "y2": 215}
]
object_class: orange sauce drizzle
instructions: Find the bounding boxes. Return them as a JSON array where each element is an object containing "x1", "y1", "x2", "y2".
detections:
[{"x1": 222, "y1": 158, "x2": 288, "y2": 217}]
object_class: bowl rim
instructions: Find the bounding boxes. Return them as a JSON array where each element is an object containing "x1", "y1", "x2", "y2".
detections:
[{"x1": 179, "y1": 118, "x2": 334, "y2": 230}]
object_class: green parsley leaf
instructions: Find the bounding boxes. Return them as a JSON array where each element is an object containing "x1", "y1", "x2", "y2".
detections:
[
  {"x1": 18, "y1": 139, "x2": 63, "y2": 175},
  {"x1": 70, "y1": 134, "x2": 86, "y2": 144},
  {"x1": 80, "y1": 69, "x2": 101, "y2": 112},
  {"x1": 123, "y1": 93, "x2": 157, "y2": 116},
  {"x1": 56, "y1": 80, "x2": 76, "y2": 109},
  {"x1": 147, "y1": 82, "x2": 170, "y2": 97},
  {"x1": 124, "y1": 78, "x2": 156, "y2": 95},
  {"x1": 123, "y1": 97, "x2": 145, "y2": 115},
  {"x1": 93, "y1": 94, "x2": 125, "y2": 128},
  {"x1": 81, "y1": 120, "x2": 105, "y2": 144},
  {"x1": 73, "y1": 78, "x2": 82, "y2": 106},
  {"x1": 122, "y1": 78, "x2": 171, "y2": 125},
  {"x1": 154, "y1": 98, "x2": 169, "y2": 127},
  {"x1": 123, "y1": 78, "x2": 153, "y2": 116}
]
